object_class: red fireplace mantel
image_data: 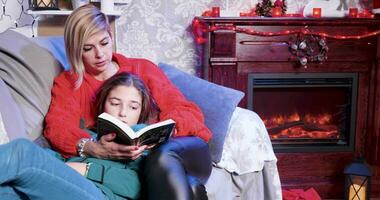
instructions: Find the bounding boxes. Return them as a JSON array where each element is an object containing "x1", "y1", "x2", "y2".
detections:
[{"x1": 198, "y1": 17, "x2": 380, "y2": 198}]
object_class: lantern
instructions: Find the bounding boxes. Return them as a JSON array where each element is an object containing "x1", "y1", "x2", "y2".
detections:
[
  {"x1": 344, "y1": 158, "x2": 372, "y2": 200},
  {"x1": 29, "y1": 0, "x2": 59, "y2": 10}
]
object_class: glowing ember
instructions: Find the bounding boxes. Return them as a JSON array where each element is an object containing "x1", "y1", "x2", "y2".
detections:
[{"x1": 264, "y1": 113, "x2": 339, "y2": 139}]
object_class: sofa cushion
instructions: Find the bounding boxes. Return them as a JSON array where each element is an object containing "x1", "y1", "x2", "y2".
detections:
[
  {"x1": 0, "y1": 79, "x2": 27, "y2": 143},
  {"x1": 158, "y1": 63, "x2": 244, "y2": 163},
  {"x1": 0, "y1": 30, "x2": 62, "y2": 140},
  {"x1": 30, "y1": 36, "x2": 70, "y2": 70}
]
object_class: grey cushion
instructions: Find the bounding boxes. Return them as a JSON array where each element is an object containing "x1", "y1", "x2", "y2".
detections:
[
  {"x1": 158, "y1": 63, "x2": 244, "y2": 163},
  {"x1": 0, "y1": 30, "x2": 62, "y2": 140},
  {"x1": 0, "y1": 78, "x2": 27, "y2": 140}
]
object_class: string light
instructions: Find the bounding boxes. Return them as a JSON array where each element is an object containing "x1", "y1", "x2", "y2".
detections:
[
  {"x1": 192, "y1": 18, "x2": 380, "y2": 44},
  {"x1": 191, "y1": 16, "x2": 379, "y2": 67}
]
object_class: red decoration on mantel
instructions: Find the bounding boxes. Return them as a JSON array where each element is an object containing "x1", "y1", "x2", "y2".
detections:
[
  {"x1": 272, "y1": 7, "x2": 282, "y2": 17},
  {"x1": 240, "y1": 8, "x2": 257, "y2": 17},
  {"x1": 201, "y1": 7, "x2": 220, "y2": 17},
  {"x1": 191, "y1": 18, "x2": 380, "y2": 44},
  {"x1": 192, "y1": 18, "x2": 207, "y2": 44},
  {"x1": 358, "y1": 8, "x2": 375, "y2": 18},
  {"x1": 211, "y1": 7, "x2": 220, "y2": 17},
  {"x1": 312, "y1": 8, "x2": 321, "y2": 18},
  {"x1": 348, "y1": 8, "x2": 359, "y2": 18}
]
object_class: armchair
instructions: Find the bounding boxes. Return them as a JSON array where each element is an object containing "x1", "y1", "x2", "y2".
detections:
[{"x1": 0, "y1": 30, "x2": 281, "y2": 199}]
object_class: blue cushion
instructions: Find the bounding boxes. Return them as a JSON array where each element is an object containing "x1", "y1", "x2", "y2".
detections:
[
  {"x1": 30, "y1": 36, "x2": 70, "y2": 70},
  {"x1": 158, "y1": 63, "x2": 244, "y2": 163}
]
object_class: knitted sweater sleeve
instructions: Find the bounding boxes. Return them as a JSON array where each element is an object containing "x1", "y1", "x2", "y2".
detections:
[
  {"x1": 44, "y1": 73, "x2": 91, "y2": 158},
  {"x1": 127, "y1": 58, "x2": 212, "y2": 142}
]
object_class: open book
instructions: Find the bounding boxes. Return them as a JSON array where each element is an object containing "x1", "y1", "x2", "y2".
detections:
[{"x1": 97, "y1": 112, "x2": 175, "y2": 146}]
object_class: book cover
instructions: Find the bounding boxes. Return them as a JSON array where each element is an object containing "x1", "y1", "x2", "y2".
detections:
[{"x1": 97, "y1": 112, "x2": 175, "y2": 146}]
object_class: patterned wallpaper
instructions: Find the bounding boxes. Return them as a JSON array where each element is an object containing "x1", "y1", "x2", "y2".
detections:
[{"x1": 115, "y1": 0, "x2": 372, "y2": 74}]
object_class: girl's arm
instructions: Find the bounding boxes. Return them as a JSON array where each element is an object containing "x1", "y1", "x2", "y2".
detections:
[{"x1": 66, "y1": 162, "x2": 87, "y2": 176}]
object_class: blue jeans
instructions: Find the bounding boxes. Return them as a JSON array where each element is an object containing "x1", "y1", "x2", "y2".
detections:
[{"x1": 0, "y1": 139, "x2": 107, "y2": 200}]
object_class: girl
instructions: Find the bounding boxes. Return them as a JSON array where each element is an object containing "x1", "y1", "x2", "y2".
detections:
[
  {"x1": 66, "y1": 72, "x2": 160, "y2": 199},
  {"x1": 0, "y1": 72, "x2": 158, "y2": 200}
]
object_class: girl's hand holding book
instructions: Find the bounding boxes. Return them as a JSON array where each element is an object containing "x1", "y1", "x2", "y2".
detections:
[{"x1": 85, "y1": 133, "x2": 148, "y2": 160}]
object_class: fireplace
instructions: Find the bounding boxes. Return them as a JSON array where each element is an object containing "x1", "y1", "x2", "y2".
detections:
[{"x1": 247, "y1": 73, "x2": 358, "y2": 152}]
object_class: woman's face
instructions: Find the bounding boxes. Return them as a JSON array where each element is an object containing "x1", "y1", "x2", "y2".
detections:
[
  {"x1": 82, "y1": 30, "x2": 114, "y2": 78},
  {"x1": 104, "y1": 85, "x2": 142, "y2": 126}
]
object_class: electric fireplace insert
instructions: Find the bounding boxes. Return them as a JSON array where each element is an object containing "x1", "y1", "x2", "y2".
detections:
[{"x1": 248, "y1": 73, "x2": 358, "y2": 152}]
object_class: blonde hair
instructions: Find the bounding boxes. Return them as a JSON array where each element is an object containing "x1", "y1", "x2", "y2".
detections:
[{"x1": 64, "y1": 4, "x2": 112, "y2": 89}]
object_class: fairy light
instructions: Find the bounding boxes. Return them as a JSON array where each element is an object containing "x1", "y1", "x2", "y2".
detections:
[{"x1": 192, "y1": 18, "x2": 380, "y2": 44}]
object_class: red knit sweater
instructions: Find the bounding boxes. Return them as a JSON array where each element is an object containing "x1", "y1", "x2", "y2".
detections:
[{"x1": 44, "y1": 53, "x2": 211, "y2": 158}]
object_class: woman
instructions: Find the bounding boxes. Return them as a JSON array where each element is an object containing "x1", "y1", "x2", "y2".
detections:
[{"x1": 44, "y1": 4, "x2": 211, "y2": 200}]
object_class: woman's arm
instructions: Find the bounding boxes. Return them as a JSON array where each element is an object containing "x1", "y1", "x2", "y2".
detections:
[
  {"x1": 123, "y1": 58, "x2": 212, "y2": 142},
  {"x1": 44, "y1": 73, "x2": 90, "y2": 158}
]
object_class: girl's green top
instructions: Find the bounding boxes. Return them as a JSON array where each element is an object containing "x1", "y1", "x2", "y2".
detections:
[{"x1": 49, "y1": 124, "x2": 148, "y2": 200}]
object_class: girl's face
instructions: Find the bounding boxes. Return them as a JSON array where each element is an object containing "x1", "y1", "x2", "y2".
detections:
[
  {"x1": 82, "y1": 30, "x2": 114, "y2": 79},
  {"x1": 104, "y1": 85, "x2": 142, "y2": 126}
]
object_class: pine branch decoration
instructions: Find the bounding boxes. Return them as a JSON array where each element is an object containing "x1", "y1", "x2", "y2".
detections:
[
  {"x1": 256, "y1": 0, "x2": 273, "y2": 17},
  {"x1": 255, "y1": 0, "x2": 287, "y2": 17}
]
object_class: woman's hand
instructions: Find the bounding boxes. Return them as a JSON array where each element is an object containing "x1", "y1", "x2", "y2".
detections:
[{"x1": 84, "y1": 133, "x2": 148, "y2": 160}]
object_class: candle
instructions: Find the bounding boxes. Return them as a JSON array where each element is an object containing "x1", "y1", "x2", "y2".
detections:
[
  {"x1": 272, "y1": 7, "x2": 282, "y2": 17},
  {"x1": 313, "y1": 8, "x2": 322, "y2": 18},
  {"x1": 348, "y1": 184, "x2": 366, "y2": 200},
  {"x1": 349, "y1": 8, "x2": 358, "y2": 18},
  {"x1": 212, "y1": 7, "x2": 220, "y2": 17}
]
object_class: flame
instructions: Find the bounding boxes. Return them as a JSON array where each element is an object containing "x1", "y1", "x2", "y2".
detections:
[{"x1": 265, "y1": 112, "x2": 339, "y2": 139}]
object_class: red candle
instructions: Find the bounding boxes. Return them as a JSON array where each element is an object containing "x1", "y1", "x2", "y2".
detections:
[
  {"x1": 272, "y1": 7, "x2": 282, "y2": 17},
  {"x1": 313, "y1": 8, "x2": 322, "y2": 18},
  {"x1": 212, "y1": 7, "x2": 220, "y2": 17},
  {"x1": 348, "y1": 8, "x2": 358, "y2": 18}
]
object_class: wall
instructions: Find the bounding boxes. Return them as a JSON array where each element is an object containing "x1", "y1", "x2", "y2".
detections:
[
  {"x1": 0, "y1": 0, "x2": 374, "y2": 73},
  {"x1": 0, "y1": 0, "x2": 35, "y2": 36}
]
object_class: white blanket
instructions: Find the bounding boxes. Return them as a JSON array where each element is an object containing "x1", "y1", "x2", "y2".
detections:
[{"x1": 216, "y1": 107, "x2": 277, "y2": 175}]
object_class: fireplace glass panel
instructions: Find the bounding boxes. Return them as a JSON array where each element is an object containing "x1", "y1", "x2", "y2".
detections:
[{"x1": 248, "y1": 73, "x2": 357, "y2": 152}]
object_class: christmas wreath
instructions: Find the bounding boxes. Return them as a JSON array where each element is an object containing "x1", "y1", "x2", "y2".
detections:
[{"x1": 288, "y1": 34, "x2": 329, "y2": 67}]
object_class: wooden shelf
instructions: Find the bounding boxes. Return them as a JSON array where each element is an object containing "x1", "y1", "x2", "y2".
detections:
[{"x1": 27, "y1": 9, "x2": 122, "y2": 16}]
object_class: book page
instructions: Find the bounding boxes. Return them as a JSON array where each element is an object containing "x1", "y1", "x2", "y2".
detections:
[
  {"x1": 135, "y1": 119, "x2": 175, "y2": 137},
  {"x1": 98, "y1": 112, "x2": 136, "y2": 139}
]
